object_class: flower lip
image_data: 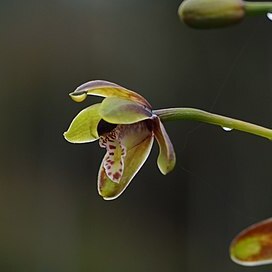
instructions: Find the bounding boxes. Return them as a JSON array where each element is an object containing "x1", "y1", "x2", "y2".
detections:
[{"x1": 98, "y1": 121, "x2": 154, "y2": 200}]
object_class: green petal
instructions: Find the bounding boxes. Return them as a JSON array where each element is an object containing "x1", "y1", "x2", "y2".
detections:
[
  {"x1": 98, "y1": 131, "x2": 154, "y2": 200},
  {"x1": 99, "y1": 96, "x2": 152, "y2": 124},
  {"x1": 230, "y1": 218, "x2": 272, "y2": 266},
  {"x1": 69, "y1": 80, "x2": 151, "y2": 108},
  {"x1": 64, "y1": 103, "x2": 101, "y2": 143},
  {"x1": 153, "y1": 117, "x2": 176, "y2": 175}
]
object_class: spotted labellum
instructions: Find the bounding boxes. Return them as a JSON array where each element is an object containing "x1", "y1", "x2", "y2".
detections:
[{"x1": 64, "y1": 80, "x2": 176, "y2": 200}]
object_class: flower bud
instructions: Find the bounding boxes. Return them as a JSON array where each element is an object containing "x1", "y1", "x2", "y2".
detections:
[{"x1": 178, "y1": 0, "x2": 245, "y2": 29}]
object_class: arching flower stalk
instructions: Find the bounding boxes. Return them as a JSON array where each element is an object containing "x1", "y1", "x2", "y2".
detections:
[{"x1": 64, "y1": 80, "x2": 272, "y2": 200}]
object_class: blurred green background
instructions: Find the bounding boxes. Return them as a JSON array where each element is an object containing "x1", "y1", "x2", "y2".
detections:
[{"x1": 0, "y1": 0, "x2": 271, "y2": 271}]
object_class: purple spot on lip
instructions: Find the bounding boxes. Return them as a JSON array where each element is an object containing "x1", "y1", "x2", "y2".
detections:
[{"x1": 113, "y1": 172, "x2": 121, "y2": 180}]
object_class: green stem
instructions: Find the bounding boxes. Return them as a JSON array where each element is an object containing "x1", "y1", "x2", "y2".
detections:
[
  {"x1": 244, "y1": 1, "x2": 272, "y2": 16},
  {"x1": 154, "y1": 108, "x2": 272, "y2": 140}
]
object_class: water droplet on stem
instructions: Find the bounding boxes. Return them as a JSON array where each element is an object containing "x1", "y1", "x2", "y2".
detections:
[{"x1": 222, "y1": 127, "x2": 233, "y2": 132}]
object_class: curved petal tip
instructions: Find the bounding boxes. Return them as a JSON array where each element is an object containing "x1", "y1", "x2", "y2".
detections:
[
  {"x1": 69, "y1": 92, "x2": 87, "y2": 103},
  {"x1": 69, "y1": 80, "x2": 152, "y2": 108}
]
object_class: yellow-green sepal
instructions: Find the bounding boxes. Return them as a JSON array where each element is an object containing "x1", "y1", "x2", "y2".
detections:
[
  {"x1": 70, "y1": 80, "x2": 151, "y2": 108},
  {"x1": 99, "y1": 97, "x2": 152, "y2": 125},
  {"x1": 64, "y1": 103, "x2": 101, "y2": 143},
  {"x1": 153, "y1": 117, "x2": 176, "y2": 175}
]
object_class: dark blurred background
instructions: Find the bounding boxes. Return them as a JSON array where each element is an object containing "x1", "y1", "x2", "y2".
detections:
[{"x1": 0, "y1": 0, "x2": 271, "y2": 271}]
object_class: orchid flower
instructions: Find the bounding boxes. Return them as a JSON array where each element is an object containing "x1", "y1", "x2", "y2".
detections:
[
  {"x1": 64, "y1": 80, "x2": 176, "y2": 200},
  {"x1": 64, "y1": 80, "x2": 272, "y2": 200}
]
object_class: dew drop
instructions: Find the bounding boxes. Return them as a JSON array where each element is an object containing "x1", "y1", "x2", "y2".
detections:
[
  {"x1": 267, "y1": 13, "x2": 272, "y2": 21},
  {"x1": 222, "y1": 127, "x2": 233, "y2": 132}
]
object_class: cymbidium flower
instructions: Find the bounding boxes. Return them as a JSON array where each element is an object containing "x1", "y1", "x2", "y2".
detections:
[
  {"x1": 64, "y1": 80, "x2": 175, "y2": 200},
  {"x1": 230, "y1": 218, "x2": 272, "y2": 266}
]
